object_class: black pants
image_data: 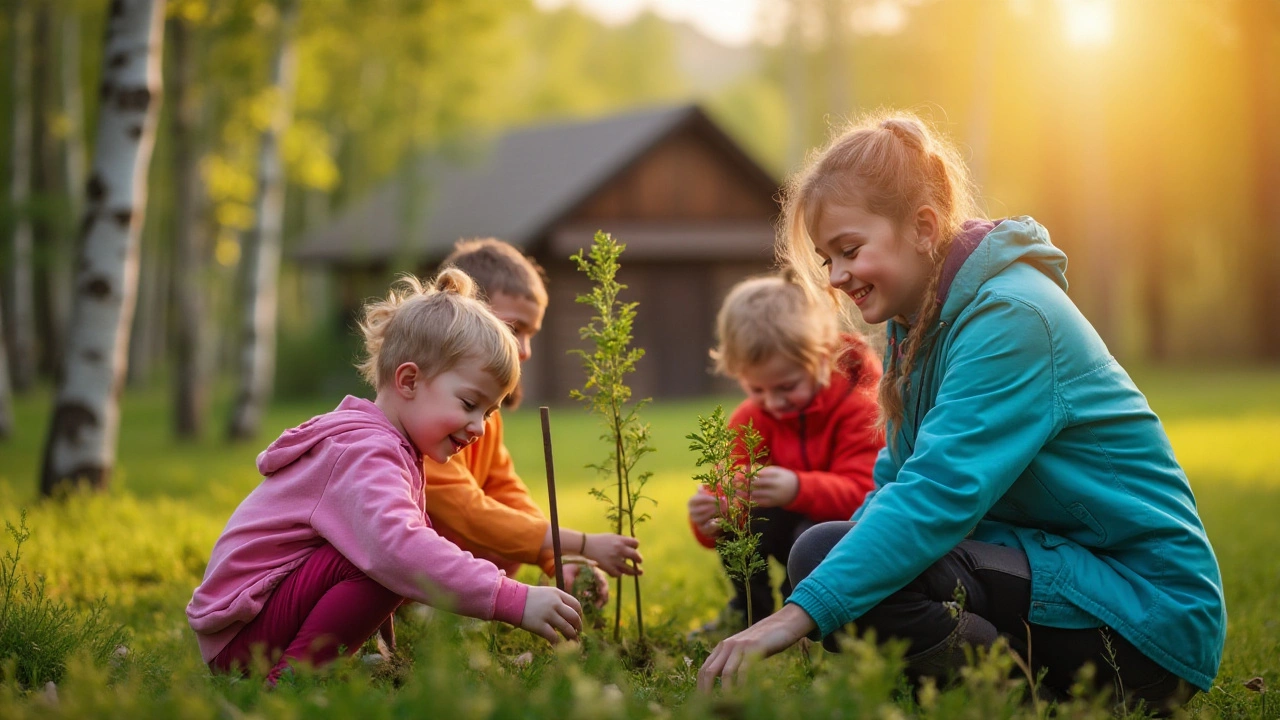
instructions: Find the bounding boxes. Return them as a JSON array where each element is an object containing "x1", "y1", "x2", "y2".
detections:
[
  {"x1": 788, "y1": 522, "x2": 1195, "y2": 714},
  {"x1": 723, "y1": 506, "x2": 813, "y2": 623}
]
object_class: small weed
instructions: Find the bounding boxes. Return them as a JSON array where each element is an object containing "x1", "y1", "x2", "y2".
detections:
[{"x1": 0, "y1": 510, "x2": 128, "y2": 688}]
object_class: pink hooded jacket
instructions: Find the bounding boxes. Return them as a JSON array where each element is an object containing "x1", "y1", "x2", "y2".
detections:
[{"x1": 186, "y1": 396, "x2": 528, "y2": 663}]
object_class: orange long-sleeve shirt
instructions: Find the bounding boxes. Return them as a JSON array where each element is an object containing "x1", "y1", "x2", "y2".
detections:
[{"x1": 422, "y1": 410, "x2": 557, "y2": 577}]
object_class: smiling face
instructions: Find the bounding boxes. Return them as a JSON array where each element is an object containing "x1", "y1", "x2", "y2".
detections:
[
  {"x1": 385, "y1": 360, "x2": 505, "y2": 464},
  {"x1": 811, "y1": 201, "x2": 935, "y2": 326},
  {"x1": 487, "y1": 292, "x2": 544, "y2": 363},
  {"x1": 736, "y1": 353, "x2": 821, "y2": 419}
]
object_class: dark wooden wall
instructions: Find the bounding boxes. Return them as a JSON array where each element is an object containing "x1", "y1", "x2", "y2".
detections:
[
  {"x1": 518, "y1": 123, "x2": 781, "y2": 404},
  {"x1": 572, "y1": 130, "x2": 779, "y2": 222}
]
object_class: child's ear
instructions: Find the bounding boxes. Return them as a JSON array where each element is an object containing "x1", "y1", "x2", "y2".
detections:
[
  {"x1": 392, "y1": 362, "x2": 421, "y2": 398},
  {"x1": 912, "y1": 205, "x2": 941, "y2": 255}
]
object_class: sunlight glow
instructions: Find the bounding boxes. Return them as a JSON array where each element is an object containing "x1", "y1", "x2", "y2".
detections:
[
  {"x1": 850, "y1": 0, "x2": 909, "y2": 36},
  {"x1": 533, "y1": 0, "x2": 762, "y2": 47},
  {"x1": 1059, "y1": 0, "x2": 1116, "y2": 47}
]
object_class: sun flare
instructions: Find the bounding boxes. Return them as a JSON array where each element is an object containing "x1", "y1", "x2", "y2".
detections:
[{"x1": 1060, "y1": 0, "x2": 1115, "y2": 47}]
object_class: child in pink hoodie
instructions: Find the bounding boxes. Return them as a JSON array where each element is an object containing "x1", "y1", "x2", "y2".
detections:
[{"x1": 187, "y1": 270, "x2": 582, "y2": 682}]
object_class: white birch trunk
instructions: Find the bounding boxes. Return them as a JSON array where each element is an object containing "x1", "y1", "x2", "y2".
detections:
[
  {"x1": 227, "y1": 0, "x2": 298, "y2": 440},
  {"x1": 40, "y1": 0, "x2": 166, "y2": 495},
  {"x1": 7, "y1": 3, "x2": 38, "y2": 392}
]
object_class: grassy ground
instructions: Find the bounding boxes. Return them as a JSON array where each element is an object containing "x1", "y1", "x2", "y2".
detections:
[{"x1": 0, "y1": 366, "x2": 1276, "y2": 717}]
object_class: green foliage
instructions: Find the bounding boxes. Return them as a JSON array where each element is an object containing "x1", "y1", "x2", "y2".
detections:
[
  {"x1": 1, "y1": 371, "x2": 1279, "y2": 716},
  {"x1": 0, "y1": 511, "x2": 128, "y2": 688},
  {"x1": 686, "y1": 407, "x2": 769, "y2": 625},
  {"x1": 570, "y1": 231, "x2": 655, "y2": 645},
  {"x1": 272, "y1": 316, "x2": 366, "y2": 401}
]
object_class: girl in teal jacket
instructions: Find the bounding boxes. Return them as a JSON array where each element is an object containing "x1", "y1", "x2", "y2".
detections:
[{"x1": 697, "y1": 112, "x2": 1225, "y2": 714}]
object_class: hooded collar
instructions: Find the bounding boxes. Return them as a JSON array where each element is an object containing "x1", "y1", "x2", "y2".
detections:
[
  {"x1": 256, "y1": 395, "x2": 418, "y2": 475},
  {"x1": 884, "y1": 216, "x2": 1066, "y2": 367},
  {"x1": 936, "y1": 216, "x2": 1067, "y2": 324}
]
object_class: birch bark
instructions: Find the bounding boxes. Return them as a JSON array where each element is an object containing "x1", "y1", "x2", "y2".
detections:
[
  {"x1": 40, "y1": 0, "x2": 166, "y2": 495},
  {"x1": 227, "y1": 0, "x2": 298, "y2": 440}
]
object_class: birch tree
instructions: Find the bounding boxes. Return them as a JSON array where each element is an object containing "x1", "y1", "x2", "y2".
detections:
[
  {"x1": 227, "y1": 0, "x2": 298, "y2": 440},
  {"x1": 7, "y1": 2, "x2": 38, "y2": 393},
  {"x1": 40, "y1": 0, "x2": 166, "y2": 495}
]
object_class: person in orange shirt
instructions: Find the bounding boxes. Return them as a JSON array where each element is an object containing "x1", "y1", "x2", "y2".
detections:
[{"x1": 424, "y1": 238, "x2": 643, "y2": 602}]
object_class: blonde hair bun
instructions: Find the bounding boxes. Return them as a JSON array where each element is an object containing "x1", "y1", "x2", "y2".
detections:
[
  {"x1": 355, "y1": 271, "x2": 520, "y2": 396},
  {"x1": 433, "y1": 266, "x2": 478, "y2": 298}
]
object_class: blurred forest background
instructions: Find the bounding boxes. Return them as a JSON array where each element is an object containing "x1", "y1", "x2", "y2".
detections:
[{"x1": 1, "y1": 0, "x2": 1278, "y2": 461}]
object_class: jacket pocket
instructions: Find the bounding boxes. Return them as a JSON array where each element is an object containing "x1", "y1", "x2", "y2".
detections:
[
  {"x1": 1036, "y1": 529, "x2": 1068, "y2": 549},
  {"x1": 1066, "y1": 502, "x2": 1107, "y2": 544}
]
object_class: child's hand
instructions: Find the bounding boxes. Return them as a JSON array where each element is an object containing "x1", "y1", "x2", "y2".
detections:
[
  {"x1": 688, "y1": 490, "x2": 724, "y2": 538},
  {"x1": 520, "y1": 586, "x2": 583, "y2": 644},
  {"x1": 583, "y1": 533, "x2": 643, "y2": 577},
  {"x1": 563, "y1": 562, "x2": 610, "y2": 608},
  {"x1": 750, "y1": 466, "x2": 799, "y2": 508}
]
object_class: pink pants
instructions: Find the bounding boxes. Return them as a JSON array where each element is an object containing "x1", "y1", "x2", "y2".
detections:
[{"x1": 211, "y1": 543, "x2": 402, "y2": 682}]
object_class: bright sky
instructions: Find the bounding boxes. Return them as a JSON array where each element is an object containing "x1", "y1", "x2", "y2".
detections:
[{"x1": 533, "y1": 0, "x2": 764, "y2": 47}]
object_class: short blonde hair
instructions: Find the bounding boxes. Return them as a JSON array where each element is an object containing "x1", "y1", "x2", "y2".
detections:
[
  {"x1": 441, "y1": 238, "x2": 548, "y2": 308},
  {"x1": 355, "y1": 268, "x2": 520, "y2": 396},
  {"x1": 711, "y1": 271, "x2": 840, "y2": 383}
]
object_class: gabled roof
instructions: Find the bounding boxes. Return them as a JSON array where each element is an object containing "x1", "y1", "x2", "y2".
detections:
[{"x1": 294, "y1": 103, "x2": 777, "y2": 264}]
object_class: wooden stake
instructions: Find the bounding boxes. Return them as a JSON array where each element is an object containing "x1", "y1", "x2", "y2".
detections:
[{"x1": 540, "y1": 406, "x2": 565, "y2": 591}]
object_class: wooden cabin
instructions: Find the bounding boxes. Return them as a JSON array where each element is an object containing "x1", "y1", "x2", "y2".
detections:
[{"x1": 295, "y1": 104, "x2": 781, "y2": 403}]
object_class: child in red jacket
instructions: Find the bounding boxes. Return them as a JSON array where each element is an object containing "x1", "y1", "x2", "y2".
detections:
[{"x1": 688, "y1": 271, "x2": 884, "y2": 630}]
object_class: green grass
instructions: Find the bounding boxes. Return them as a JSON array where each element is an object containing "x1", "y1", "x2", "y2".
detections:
[{"x1": 0, "y1": 367, "x2": 1276, "y2": 717}]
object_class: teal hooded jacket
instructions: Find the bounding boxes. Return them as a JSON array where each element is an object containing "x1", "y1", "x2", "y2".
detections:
[{"x1": 786, "y1": 217, "x2": 1226, "y2": 690}]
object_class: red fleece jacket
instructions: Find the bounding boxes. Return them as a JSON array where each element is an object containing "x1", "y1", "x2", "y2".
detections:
[{"x1": 692, "y1": 338, "x2": 885, "y2": 548}]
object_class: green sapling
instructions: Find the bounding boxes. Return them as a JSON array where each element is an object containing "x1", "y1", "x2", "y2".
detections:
[
  {"x1": 687, "y1": 406, "x2": 769, "y2": 626},
  {"x1": 570, "y1": 230, "x2": 654, "y2": 645}
]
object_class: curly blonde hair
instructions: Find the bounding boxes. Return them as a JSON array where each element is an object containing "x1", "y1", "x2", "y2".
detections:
[
  {"x1": 355, "y1": 268, "x2": 520, "y2": 397},
  {"x1": 777, "y1": 110, "x2": 981, "y2": 434},
  {"x1": 711, "y1": 270, "x2": 843, "y2": 384}
]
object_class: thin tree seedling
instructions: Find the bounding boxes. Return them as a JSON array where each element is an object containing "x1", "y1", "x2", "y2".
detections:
[
  {"x1": 570, "y1": 230, "x2": 654, "y2": 646},
  {"x1": 687, "y1": 405, "x2": 769, "y2": 626}
]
